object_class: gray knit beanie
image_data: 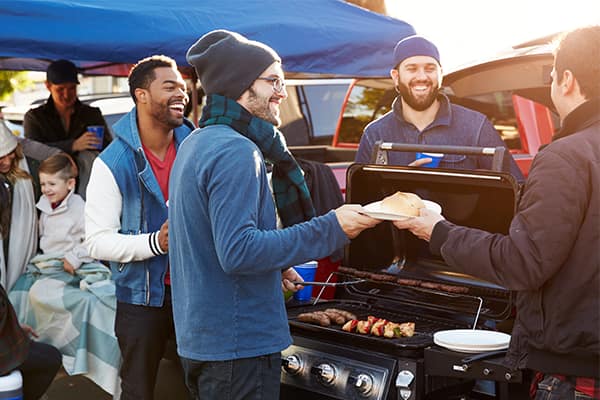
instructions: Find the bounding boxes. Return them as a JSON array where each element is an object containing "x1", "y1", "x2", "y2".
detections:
[{"x1": 186, "y1": 30, "x2": 281, "y2": 100}]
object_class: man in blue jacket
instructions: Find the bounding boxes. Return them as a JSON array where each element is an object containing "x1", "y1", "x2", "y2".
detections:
[
  {"x1": 85, "y1": 55, "x2": 193, "y2": 400},
  {"x1": 169, "y1": 30, "x2": 380, "y2": 400},
  {"x1": 355, "y1": 35, "x2": 524, "y2": 183}
]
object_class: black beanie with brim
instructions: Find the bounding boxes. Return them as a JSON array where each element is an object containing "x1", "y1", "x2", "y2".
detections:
[{"x1": 186, "y1": 30, "x2": 281, "y2": 101}]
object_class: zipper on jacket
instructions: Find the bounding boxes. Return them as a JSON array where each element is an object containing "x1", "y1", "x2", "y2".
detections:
[
  {"x1": 118, "y1": 263, "x2": 125, "y2": 272},
  {"x1": 145, "y1": 267, "x2": 150, "y2": 305}
]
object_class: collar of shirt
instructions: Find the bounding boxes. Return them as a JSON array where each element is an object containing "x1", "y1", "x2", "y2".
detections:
[{"x1": 392, "y1": 93, "x2": 453, "y2": 135}]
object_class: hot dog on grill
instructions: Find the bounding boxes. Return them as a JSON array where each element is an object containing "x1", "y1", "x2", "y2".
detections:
[
  {"x1": 322, "y1": 309, "x2": 346, "y2": 325},
  {"x1": 297, "y1": 312, "x2": 331, "y2": 327},
  {"x1": 324, "y1": 308, "x2": 357, "y2": 321}
]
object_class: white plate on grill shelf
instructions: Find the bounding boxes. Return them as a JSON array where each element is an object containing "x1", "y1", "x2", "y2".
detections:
[
  {"x1": 433, "y1": 329, "x2": 511, "y2": 353},
  {"x1": 361, "y1": 199, "x2": 442, "y2": 221}
]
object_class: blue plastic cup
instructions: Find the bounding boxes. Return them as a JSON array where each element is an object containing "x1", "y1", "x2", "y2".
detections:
[
  {"x1": 415, "y1": 152, "x2": 444, "y2": 168},
  {"x1": 293, "y1": 261, "x2": 318, "y2": 301},
  {"x1": 87, "y1": 125, "x2": 104, "y2": 150}
]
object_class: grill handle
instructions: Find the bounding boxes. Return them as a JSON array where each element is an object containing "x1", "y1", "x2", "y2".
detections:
[{"x1": 370, "y1": 141, "x2": 509, "y2": 173}]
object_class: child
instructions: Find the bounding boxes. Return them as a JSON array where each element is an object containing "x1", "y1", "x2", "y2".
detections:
[{"x1": 37, "y1": 153, "x2": 93, "y2": 274}]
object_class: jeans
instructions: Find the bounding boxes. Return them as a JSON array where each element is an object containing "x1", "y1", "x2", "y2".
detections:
[
  {"x1": 534, "y1": 374, "x2": 593, "y2": 400},
  {"x1": 19, "y1": 340, "x2": 62, "y2": 400},
  {"x1": 115, "y1": 286, "x2": 183, "y2": 400},
  {"x1": 181, "y1": 353, "x2": 281, "y2": 400}
]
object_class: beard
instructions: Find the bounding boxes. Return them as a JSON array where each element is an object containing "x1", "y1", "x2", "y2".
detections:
[
  {"x1": 396, "y1": 80, "x2": 439, "y2": 112},
  {"x1": 245, "y1": 87, "x2": 281, "y2": 127},
  {"x1": 149, "y1": 97, "x2": 184, "y2": 129}
]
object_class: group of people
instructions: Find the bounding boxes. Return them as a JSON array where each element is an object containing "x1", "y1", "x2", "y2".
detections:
[{"x1": 0, "y1": 24, "x2": 597, "y2": 400}]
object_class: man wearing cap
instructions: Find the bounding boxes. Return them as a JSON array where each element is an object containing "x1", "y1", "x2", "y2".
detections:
[
  {"x1": 355, "y1": 35, "x2": 523, "y2": 182},
  {"x1": 24, "y1": 59, "x2": 110, "y2": 198},
  {"x1": 394, "y1": 26, "x2": 600, "y2": 397},
  {"x1": 169, "y1": 30, "x2": 380, "y2": 399}
]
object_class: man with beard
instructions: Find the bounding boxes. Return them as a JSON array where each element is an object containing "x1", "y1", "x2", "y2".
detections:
[
  {"x1": 24, "y1": 59, "x2": 111, "y2": 198},
  {"x1": 85, "y1": 55, "x2": 193, "y2": 400},
  {"x1": 355, "y1": 35, "x2": 523, "y2": 182},
  {"x1": 169, "y1": 30, "x2": 380, "y2": 399},
  {"x1": 393, "y1": 26, "x2": 600, "y2": 397}
]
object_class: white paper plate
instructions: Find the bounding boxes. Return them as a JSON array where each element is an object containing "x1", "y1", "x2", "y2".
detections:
[
  {"x1": 361, "y1": 199, "x2": 442, "y2": 221},
  {"x1": 433, "y1": 329, "x2": 510, "y2": 353}
]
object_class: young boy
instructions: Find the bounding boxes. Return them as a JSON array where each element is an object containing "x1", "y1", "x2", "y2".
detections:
[{"x1": 37, "y1": 153, "x2": 93, "y2": 274}]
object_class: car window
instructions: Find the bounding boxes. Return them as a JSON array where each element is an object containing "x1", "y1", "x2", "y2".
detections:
[
  {"x1": 299, "y1": 85, "x2": 348, "y2": 138},
  {"x1": 280, "y1": 82, "x2": 350, "y2": 146},
  {"x1": 448, "y1": 90, "x2": 558, "y2": 152},
  {"x1": 337, "y1": 85, "x2": 395, "y2": 145}
]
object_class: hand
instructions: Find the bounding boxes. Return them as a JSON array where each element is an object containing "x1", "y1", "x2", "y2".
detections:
[
  {"x1": 335, "y1": 204, "x2": 382, "y2": 239},
  {"x1": 20, "y1": 324, "x2": 38, "y2": 338},
  {"x1": 72, "y1": 131, "x2": 101, "y2": 152},
  {"x1": 281, "y1": 267, "x2": 304, "y2": 292},
  {"x1": 63, "y1": 258, "x2": 75, "y2": 275},
  {"x1": 158, "y1": 220, "x2": 169, "y2": 251},
  {"x1": 392, "y1": 208, "x2": 445, "y2": 242},
  {"x1": 408, "y1": 157, "x2": 433, "y2": 167}
]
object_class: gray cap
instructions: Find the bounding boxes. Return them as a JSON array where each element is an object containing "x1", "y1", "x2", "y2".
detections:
[{"x1": 186, "y1": 30, "x2": 280, "y2": 100}]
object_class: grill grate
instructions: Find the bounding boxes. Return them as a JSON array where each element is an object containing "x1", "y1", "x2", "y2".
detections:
[{"x1": 287, "y1": 299, "x2": 465, "y2": 350}]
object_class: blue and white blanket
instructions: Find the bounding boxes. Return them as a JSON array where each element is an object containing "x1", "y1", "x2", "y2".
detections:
[{"x1": 9, "y1": 253, "x2": 120, "y2": 396}]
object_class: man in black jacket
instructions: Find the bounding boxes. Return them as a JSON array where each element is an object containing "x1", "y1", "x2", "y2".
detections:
[
  {"x1": 23, "y1": 59, "x2": 110, "y2": 198},
  {"x1": 393, "y1": 26, "x2": 600, "y2": 398}
]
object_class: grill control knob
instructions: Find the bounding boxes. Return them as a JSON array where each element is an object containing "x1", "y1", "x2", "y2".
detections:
[
  {"x1": 281, "y1": 355, "x2": 302, "y2": 375},
  {"x1": 348, "y1": 373, "x2": 374, "y2": 395},
  {"x1": 310, "y1": 363, "x2": 336, "y2": 385}
]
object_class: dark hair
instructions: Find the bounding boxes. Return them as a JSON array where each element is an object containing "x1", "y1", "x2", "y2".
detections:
[
  {"x1": 128, "y1": 55, "x2": 178, "y2": 103},
  {"x1": 39, "y1": 153, "x2": 78, "y2": 181},
  {"x1": 554, "y1": 26, "x2": 600, "y2": 99}
]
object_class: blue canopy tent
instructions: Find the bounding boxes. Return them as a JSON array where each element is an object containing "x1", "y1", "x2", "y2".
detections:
[{"x1": 0, "y1": 0, "x2": 415, "y2": 78}]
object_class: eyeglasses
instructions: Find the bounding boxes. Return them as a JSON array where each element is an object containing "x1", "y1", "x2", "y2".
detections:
[{"x1": 256, "y1": 76, "x2": 285, "y2": 93}]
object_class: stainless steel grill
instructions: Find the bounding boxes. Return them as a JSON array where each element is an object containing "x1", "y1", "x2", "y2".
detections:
[{"x1": 281, "y1": 162, "x2": 528, "y2": 400}]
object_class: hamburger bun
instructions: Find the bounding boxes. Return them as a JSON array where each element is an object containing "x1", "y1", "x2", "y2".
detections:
[{"x1": 380, "y1": 191, "x2": 425, "y2": 216}]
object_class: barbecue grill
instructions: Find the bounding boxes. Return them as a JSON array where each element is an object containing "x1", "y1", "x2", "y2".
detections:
[{"x1": 281, "y1": 155, "x2": 528, "y2": 400}]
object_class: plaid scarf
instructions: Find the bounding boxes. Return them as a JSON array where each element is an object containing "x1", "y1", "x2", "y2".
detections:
[{"x1": 200, "y1": 94, "x2": 315, "y2": 227}]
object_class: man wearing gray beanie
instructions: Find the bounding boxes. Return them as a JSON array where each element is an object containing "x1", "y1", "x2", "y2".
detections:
[
  {"x1": 169, "y1": 30, "x2": 380, "y2": 399},
  {"x1": 355, "y1": 35, "x2": 524, "y2": 183}
]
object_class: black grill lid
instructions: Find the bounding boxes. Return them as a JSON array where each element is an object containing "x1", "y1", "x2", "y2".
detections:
[{"x1": 343, "y1": 163, "x2": 519, "y2": 321}]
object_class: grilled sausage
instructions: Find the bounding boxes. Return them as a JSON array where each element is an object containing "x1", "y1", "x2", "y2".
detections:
[
  {"x1": 297, "y1": 312, "x2": 331, "y2": 327},
  {"x1": 324, "y1": 308, "x2": 357, "y2": 321},
  {"x1": 337, "y1": 266, "x2": 357, "y2": 275},
  {"x1": 396, "y1": 278, "x2": 422, "y2": 287},
  {"x1": 322, "y1": 309, "x2": 346, "y2": 325}
]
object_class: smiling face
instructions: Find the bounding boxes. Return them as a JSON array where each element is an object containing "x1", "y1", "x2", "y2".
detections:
[
  {"x1": 40, "y1": 171, "x2": 75, "y2": 205},
  {"x1": 46, "y1": 82, "x2": 78, "y2": 110},
  {"x1": 238, "y1": 62, "x2": 287, "y2": 126},
  {"x1": 391, "y1": 55, "x2": 441, "y2": 111},
  {"x1": 139, "y1": 67, "x2": 188, "y2": 129}
]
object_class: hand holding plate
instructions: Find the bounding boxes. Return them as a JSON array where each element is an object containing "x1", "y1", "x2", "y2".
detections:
[{"x1": 392, "y1": 208, "x2": 444, "y2": 242}]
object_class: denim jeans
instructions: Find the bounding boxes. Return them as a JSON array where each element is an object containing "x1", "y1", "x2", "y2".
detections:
[
  {"x1": 181, "y1": 353, "x2": 281, "y2": 400},
  {"x1": 115, "y1": 286, "x2": 180, "y2": 400},
  {"x1": 534, "y1": 374, "x2": 593, "y2": 400}
]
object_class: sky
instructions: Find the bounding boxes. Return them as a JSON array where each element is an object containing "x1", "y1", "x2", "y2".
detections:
[{"x1": 385, "y1": 0, "x2": 600, "y2": 71}]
